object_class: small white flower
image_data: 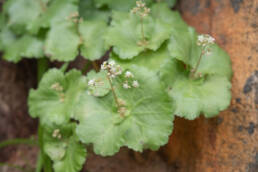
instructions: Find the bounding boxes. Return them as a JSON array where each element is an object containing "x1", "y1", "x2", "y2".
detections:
[
  {"x1": 197, "y1": 34, "x2": 215, "y2": 47},
  {"x1": 52, "y1": 129, "x2": 61, "y2": 138},
  {"x1": 132, "y1": 80, "x2": 139, "y2": 88},
  {"x1": 123, "y1": 81, "x2": 131, "y2": 89},
  {"x1": 109, "y1": 60, "x2": 116, "y2": 66},
  {"x1": 88, "y1": 79, "x2": 96, "y2": 87},
  {"x1": 125, "y1": 71, "x2": 134, "y2": 78},
  {"x1": 101, "y1": 61, "x2": 108, "y2": 70},
  {"x1": 207, "y1": 36, "x2": 215, "y2": 44}
]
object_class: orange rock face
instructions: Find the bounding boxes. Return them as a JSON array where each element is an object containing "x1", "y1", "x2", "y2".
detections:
[{"x1": 164, "y1": 0, "x2": 258, "y2": 171}]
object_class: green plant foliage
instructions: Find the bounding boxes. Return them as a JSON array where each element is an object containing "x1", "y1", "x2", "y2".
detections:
[
  {"x1": 0, "y1": 0, "x2": 234, "y2": 171},
  {"x1": 151, "y1": 2, "x2": 187, "y2": 29},
  {"x1": 160, "y1": 59, "x2": 232, "y2": 119},
  {"x1": 44, "y1": 124, "x2": 86, "y2": 172},
  {"x1": 79, "y1": 0, "x2": 110, "y2": 22},
  {"x1": 45, "y1": 22, "x2": 80, "y2": 61},
  {"x1": 3, "y1": 0, "x2": 43, "y2": 34},
  {"x1": 111, "y1": 43, "x2": 170, "y2": 73},
  {"x1": 28, "y1": 69, "x2": 87, "y2": 126},
  {"x1": 86, "y1": 70, "x2": 111, "y2": 97},
  {"x1": 105, "y1": 9, "x2": 172, "y2": 59},
  {"x1": 168, "y1": 26, "x2": 232, "y2": 80},
  {"x1": 79, "y1": 20, "x2": 108, "y2": 60},
  {"x1": 34, "y1": 0, "x2": 78, "y2": 29},
  {"x1": 75, "y1": 66, "x2": 174, "y2": 156},
  {"x1": 0, "y1": 27, "x2": 44, "y2": 62},
  {"x1": 94, "y1": 0, "x2": 153, "y2": 11}
]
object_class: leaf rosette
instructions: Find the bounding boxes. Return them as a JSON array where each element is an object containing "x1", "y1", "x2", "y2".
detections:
[
  {"x1": 44, "y1": 123, "x2": 86, "y2": 172},
  {"x1": 75, "y1": 65, "x2": 174, "y2": 156},
  {"x1": 28, "y1": 69, "x2": 87, "y2": 126},
  {"x1": 160, "y1": 58, "x2": 232, "y2": 120}
]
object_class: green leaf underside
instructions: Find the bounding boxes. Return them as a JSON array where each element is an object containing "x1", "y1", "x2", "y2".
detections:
[
  {"x1": 160, "y1": 59, "x2": 232, "y2": 120},
  {"x1": 105, "y1": 8, "x2": 172, "y2": 59},
  {"x1": 0, "y1": 27, "x2": 44, "y2": 62},
  {"x1": 168, "y1": 26, "x2": 232, "y2": 80},
  {"x1": 44, "y1": 124, "x2": 86, "y2": 172},
  {"x1": 45, "y1": 22, "x2": 80, "y2": 61},
  {"x1": 28, "y1": 69, "x2": 87, "y2": 126},
  {"x1": 86, "y1": 70, "x2": 111, "y2": 97},
  {"x1": 3, "y1": 0, "x2": 42, "y2": 34},
  {"x1": 79, "y1": 20, "x2": 108, "y2": 60},
  {"x1": 75, "y1": 65, "x2": 174, "y2": 156}
]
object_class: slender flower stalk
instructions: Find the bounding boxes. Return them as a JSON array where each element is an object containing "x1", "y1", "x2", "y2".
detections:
[
  {"x1": 190, "y1": 34, "x2": 215, "y2": 79},
  {"x1": 131, "y1": 0, "x2": 151, "y2": 46}
]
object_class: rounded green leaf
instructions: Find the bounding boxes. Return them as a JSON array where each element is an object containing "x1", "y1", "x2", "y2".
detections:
[
  {"x1": 168, "y1": 27, "x2": 233, "y2": 80},
  {"x1": 45, "y1": 22, "x2": 80, "y2": 61},
  {"x1": 79, "y1": 0, "x2": 110, "y2": 22},
  {"x1": 160, "y1": 59, "x2": 232, "y2": 119},
  {"x1": 111, "y1": 43, "x2": 170, "y2": 73},
  {"x1": 38, "y1": 0, "x2": 79, "y2": 28},
  {"x1": 86, "y1": 70, "x2": 111, "y2": 97},
  {"x1": 105, "y1": 10, "x2": 172, "y2": 59},
  {"x1": 75, "y1": 65, "x2": 174, "y2": 156},
  {"x1": 44, "y1": 124, "x2": 86, "y2": 172},
  {"x1": 28, "y1": 69, "x2": 87, "y2": 126},
  {"x1": 79, "y1": 20, "x2": 109, "y2": 60},
  {"x1": 0, "y1": 27, "x2": 44, "y2": 62},
  {"x1": 3, "y1": 0, "x2": 42, "y2": 34},
  {"x1": 151, "y1": 3, "x2": 187, "y2": 28}
]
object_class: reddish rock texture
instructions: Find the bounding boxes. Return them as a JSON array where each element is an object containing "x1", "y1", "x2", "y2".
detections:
[{"x1": 164, "y1": 0, "x2": 258, "y2": 171}]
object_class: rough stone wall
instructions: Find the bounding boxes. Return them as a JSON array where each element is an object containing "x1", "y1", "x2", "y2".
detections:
[{"x1": 164, "y1": 0, "x2": 258, "y2": 171}]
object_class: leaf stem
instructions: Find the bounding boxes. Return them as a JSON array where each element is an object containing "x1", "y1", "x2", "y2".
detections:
[
  {"x1": 190, "y1": 47, "x2": 204, "y2": 79},
  {"x1": 140, "y1": 17, "x2": 145, "y2": 42},
  {"x1": 0, "y1": 138, "x2": 37, "y2": 149},
  {"x1": 37, "y1": 58, "x2": 48, "y2": 83},
  {"x1": 106, "y1": 75, "x2": 120, "y2": 108},
  {"x1": 37, "y1": 59, "x2": 52, "y2": 172},
  {"x1": 38, "y1": 125, "x2": 52, "y2": 172},
  {"x1": 39, "y1": 0, "x2": 47, "y2": 12}
]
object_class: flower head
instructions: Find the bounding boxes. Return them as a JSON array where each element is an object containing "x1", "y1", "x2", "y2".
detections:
[
  {"x1": 125, "y1": 71, "x2": 134, "y2": 78},
  {"x1": 123, "y1": 81, "x2": 131, "y2": 89},
  {"x1": 101, "y1": 61, "x2": 122, "y2": 79},
  {"x1": 132, "y1": 80, "x2": 140, "y2": 88},
  {"x1": 197, "y1": 34, "x2": 215, "y2": 47},
  {"x1": 131, "y1": 0, "x2": 151, "y2": 18}
]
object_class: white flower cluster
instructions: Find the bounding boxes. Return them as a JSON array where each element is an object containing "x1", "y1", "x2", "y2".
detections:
[
  {"x1": 131, "y1": 0, "x2": 151, "y2": 18},
  {"x1": 123, "y1": 71, "x2": 140, "y2": 89},
  {"x1": 52, "y1": 129, "x2": 62, "y2": 139},
  {"x1": 197, "y1": 34, "x2": 215, "y2": 47},
  {"x1": 101, "y1": 61, "x2": 122, "y2": 78}
]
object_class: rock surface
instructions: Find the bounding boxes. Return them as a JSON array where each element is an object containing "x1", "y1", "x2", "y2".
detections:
[{"x1": 164, "y1": 0, "x2": 258, "y2": 171}]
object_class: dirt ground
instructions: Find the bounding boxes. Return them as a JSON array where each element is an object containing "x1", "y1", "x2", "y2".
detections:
[{"x1": 0, "y1": 0, "x2": 257, "y2": 172}]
